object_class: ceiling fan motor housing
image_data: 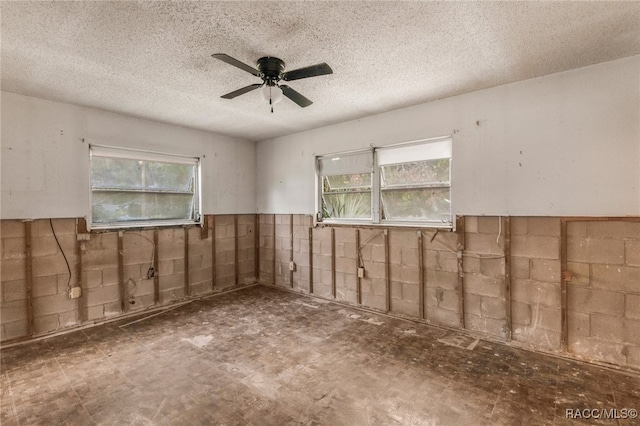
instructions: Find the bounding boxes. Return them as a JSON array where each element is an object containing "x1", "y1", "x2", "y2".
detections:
[{"x1": 257, "y1": 57, "x2": 285, "y2": 86}]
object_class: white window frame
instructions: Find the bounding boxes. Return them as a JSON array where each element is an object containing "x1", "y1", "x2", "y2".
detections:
[
  {"x1": 315, "y1": 136, "x2": 453, "y2": 228},
  {"x1": 89, "y1": 145, "x2": 202, "y2": 230}
]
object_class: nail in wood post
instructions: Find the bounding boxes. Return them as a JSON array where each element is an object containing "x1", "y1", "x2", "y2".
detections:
[
  {"x1": 25, "y1": 221, "x2": 34, "y2": 336},
  {"x1": 331, "y1": 227, "x2": 336, "y2": 298},
  {"x1": 289, "y1": 214, "x2": 294, "y2": 288},
  {"x1": 418, "y1": 230, "x2": 425, "y2": 320},
  {"x1": 153, "y1": 230, "x2": 160, "y2": 304},
  {"x1": 355, "y1": 228, "x2": 361, "y2": 305},
  {"x1": 184, "y1": 227, "x2": 190, "y2": 297},
  {"x1": 503, "y1": 216, "x2": 512, "y2": 340},
  {"x1": 456, "y1": 216, "x2": 465, "y2": 329},
  {"x1": 234, "y1": 215, "x2": 239, "y2": 286},
  {"x1": 560, "y1": 218, "x2": 569, "y2": 351},
  {"x1": 118, "y1": 231, "x2": 126, "y2": 313},
  {"x1": 384, "y1": 229, "x2": 390, "y2": 313},
  {"x1": 272, "y1": 214, "x2": 276, "y2": 286},
  {"x1": 308, "y1": 226, "x2": 314, "y2": 294},
  {"x1": 211, "y1": 216, "x2": 217, "y2": 291}
]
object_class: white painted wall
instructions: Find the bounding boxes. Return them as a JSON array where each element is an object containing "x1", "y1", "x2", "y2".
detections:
[
  {"x1": 256, "y1": 55, "x2": 640, "y2": 216},
  {"x1": 1, "y1": 92, "x2": 256, "y2": 219}
]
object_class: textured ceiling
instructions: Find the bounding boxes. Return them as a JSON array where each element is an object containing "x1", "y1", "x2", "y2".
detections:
[{"x1": 2, "y1": 1, "x2": 639, "y2": 142}]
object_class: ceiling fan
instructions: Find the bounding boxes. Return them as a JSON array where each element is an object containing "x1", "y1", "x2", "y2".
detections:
[{"x1": 212, "y1": 53, "x2": 333, "y2": 112}]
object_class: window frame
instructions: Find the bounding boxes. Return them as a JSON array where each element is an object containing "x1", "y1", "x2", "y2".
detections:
[
  {"x1": 315, "y1": 136, "x2": 453, "y2": 228},
  {"x1": 89, "y1": 144, "x2": 202, "y2": 231}
]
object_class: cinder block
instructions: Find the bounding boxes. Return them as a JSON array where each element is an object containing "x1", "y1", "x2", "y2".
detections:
[
  {"x1": 567, "y1": 311, "x2": 590, "y2": 338},
  {"x1": 590, "y1": 264, "x2": 640, "y2": 293},
  {"x1": 429, "y1": 288, "x2": 459, "y2": 311},
  {"x1": 401, "y1": 247, "x2": 419, "y2": 266},
  {"x1": 437, "y1": 250, "x2": 458, "y2": 272},
  {"x1": 32, "y1": 275, "x2": 58, "y2": 298},
  {"x1": 590, "y1": 314, "x2": 640, "y2": 345},
  {"x1": 464, "y1": 314, "x2": 506, "y2": 338},
  {"x1": 567, "y1": 237, "x2": 624, "y2": 265},
  {"x1": 567, "y1": 222, "x2": 588, "y2": 237},
  {"x1": 512, "y1": 279, "x2": 560, "y2": 307},
  {"x1": 462, "y1": 256, "x2": 480, "y2": 274},
  {"x1": 480, "y1": 296, "x2": 506, "y2": 320},
  {"x1": 83, "y1": 248, "x2": 118, "y2": 267},
  {"x1": 588, "y1": 222, "x2": 640, "y2": 239},
  {"x1": 58, "y1": 310, "x2": 78, "y2": 328},
  {"x1": 427, "y1": 306, "x2": 460, "y2": 327},
  {"x1": 566, "y1": 262, "x2": 589, "y2": 285},
  {"x1": 1, "y1": 320, "x2": 28, "y2": 340},
  {"x1": 626, "y1": 240, "x2": 640, "y2": 267},
  {"x1": 84, "y1": 285, "x2": 120, "y2": 307},
  {"x1": 1, "y1": 300, "x2": 27, "y2": 322},
  {"x1": 1, "y1": 220, "x2": 26, "y2": 238},
  {"x1": 627, "y1": 294, "x2": 640, "y2": 320},
  {"x1": 462, "y1": 292, "x2": 481, "y2": 316},
  {"x1": 510, "y1": 217, "x2": 527, "y2": 236},
  {"x1": 480, "y1": 257, "x2": 505, "y2": 277},
  {"x1": 476, "y1": 216, "x2": 501, "y2": 234},
  {"x1": 390, "y1": 299, "x2": 419, "y2": 317},
  {"x1": 512, "y1": 326, "x2": 560, "y2": 349},
  {"x1": 2, "y1": 279, "x2": 26, "y2": 302},
  {"x1": 465, "y1": 233, "x2": 503, "y2": 256},
  {"x1": 530, "y1": 304, "x2": 562, "y2": 332},
  {"x1": 82, "y1": 268, "x2": 102, "y2": 288},
  {"x1": 372, "y1": 245, "x2": 386, "y2": 263},
  {"x1": 2, "y1": 237, "x2": 26, "y2": 260},
  {"x1": 426, "y1": 269, "x2": 458, "y2": 290},
  {"x1": 104, "y1": 301, "x2": 122, "y2": 317},
  {"x1": 511, "y1": 236, "x2": 559, "y2": 260},
  {"x1": 511, "y1": 257, "x2": 530, "y2": 279},
  {"x1": 34, "y1": 313, "x2": 59, "y2": 334},
  {"x1": 530, "y1": 259, "x2": 560, "y2": 282},
  {"x1": 511, "y1": 301, "x2": 532, "y2": 325},
  {"x1": 361, "y1": 292, "x2": 385, "y2": 311},
  {"x1": 402, "y1": 283, "x2": 419, "y2": 302},
  {"x1": 400, "y1": 266, "x2": 419, "y2": 284},
  {"x1": 390, "y1": 280, "x2": 402, "y2": 300},
  {"x1": 527, "y1": 218, "x2": 560, "y2": 237},
  {"x1": 32, "y1": 293, "x2": 75, "y2": 317},
  {"x1": 567, "y1": 284, "x2": 624, "y2": 316},
  {"x1": 464, "y1": 274, "x2": 504, "y2": 298},
  {"x1": 1, "y1": 258, "x2": 26, "y2": 281},
  {"x1": 464, "y1": 216, "x2": 478, "y2": 233}
]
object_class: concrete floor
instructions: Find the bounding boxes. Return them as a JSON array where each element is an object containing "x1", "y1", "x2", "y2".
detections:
[{"x1": 1, "y1": 286, "x2": 639, "y2": 426}]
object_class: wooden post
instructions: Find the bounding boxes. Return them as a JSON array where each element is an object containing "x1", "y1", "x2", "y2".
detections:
[
  {"x1": 234, "y1": 215, "x2": 239, "y2": 286},
  {"x1": 418, "y1": 230, "x2": 425, "y2": 320},
  {"x1": 211, "y1": 215, "x2": 217, "y2": 291},
  {"x1": 272, "y1": 214, "x2": 277, "y2": 286},
  {"x1": 118, "y1": 231, "x2": 126, "y2": 312},
  {"x1": 504, "y1": 217, "x2": 512, "y2": 340},
  {"x1": 184, "y1": 227, "x2": 190, "y2": 296},
  {"x1": 384, "y1": 229, "x2": 390, "y2": 313},
  {"x1": 153, "y1": 230, "x2": 160, "y2": 304},
  {"x1": 289, "y1": 214, "x2": 294, "y2": 289},
  {"x1": 76, "y1": 227, "x2": 84, "y2": 321},
  {"x1": 25, "y1": 221, "x2": 34, "y2": 336},
  {"x1": 308, "y1": 227, "x2": 314, "y2": 294},
  {"x1": 255, "y1": 214, "x2": 260, "y2": 283},
  {"x1": 331, "y1": 227, "x2": 336, "y2": 298},
  {"x1": 456, "y1": 216, "x2": 466, "y2": 329},
  {"x1": 560, "y1": 218, "x2": 569, "y2": 351}
]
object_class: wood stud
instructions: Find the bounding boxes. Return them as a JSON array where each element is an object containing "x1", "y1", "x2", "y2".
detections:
[
  {"x1": 117, "y1": 231, "x2": 126, "y2": 313},
  {"x1": 184, "y1": 227, "x2": 190, "y2": 297},
  {"x1": 560, "y1": 218, "x2": 569, "y2": 351},
  {"x1": 153, "y1": 230, "x2": 160, "y2": 304},
  {"x1": 355, "y1": 228, "x2": 361, "y2": 305},
  {"x1": 384, "y1": 229, "x2": 390, "y2": 313},
  {"x1": 211, "y1": 215, "x2": 217, "y2": 291},
  {"x1": 331, "y1": 227, "x2": 336, "y2": 298},
  {"x1": 503, "y1": 216, "x2": 512, "y2": 340},
  {"x1": 308, "y1": 227, "x2": 314, "y2": 294},
  {"x1": 456, "y1": 216, "x2": 466, "y2": 329},
  {"x1": 24, "y1": 221, "x2": 34, "y2": 336},
  {"x1": 418, "y1": 230, "x2": 425, "y2": 320},
  {"x1": 289, "y1": 214, "x2": 294, "y2": 289},
  {"x1": 234, "y1": 215, "x2": 239, "y2": 286}
]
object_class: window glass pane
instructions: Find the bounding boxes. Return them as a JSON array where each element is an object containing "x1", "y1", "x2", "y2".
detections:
[
  {"x1": 322, "y1": 193, "x2": 371, "y2": 219},
  {"x1": 91, "y1": 192, "x2": 194, "y2": 223},
  {"x1": 325, "y1": 173, "x2": 371, "y2": 191},
  {"x1": 381, "y1": 159, "x2": 450, "y2": 187},
  {"x1": 381, "y1": 188, "x2": 451, "y2": 222},
  {"x1": 91, "y1": 157, "x2": 194, "y2": 192}
]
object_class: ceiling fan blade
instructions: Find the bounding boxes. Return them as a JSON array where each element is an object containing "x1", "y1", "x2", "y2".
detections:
[
  {"x1": 212, "y1": 53, "x2": 261, "y2": 76},
  {"x1": 280, "y1": 85, "x2": 313, "y2": 108},
  {"x1": 282, "y1": 63, "x2": 333, "y2": 81},
  {"x1": 221, "y1": 83, "x2": 262, "y2": 99}
]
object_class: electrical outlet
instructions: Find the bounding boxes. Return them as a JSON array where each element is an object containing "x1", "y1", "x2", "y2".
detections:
[
  {"x1": 68, "y1": 286, "x2": 82, "y2": 299},
  {"x1": 147, "y1": 266, "x2": 156, "y2": 279},
  {"x1": 357, "y1": 267, "x2": 365, "y2": 278},
  {"x1": 289, "y1": 261, "x2": 296, "y2": 271}
]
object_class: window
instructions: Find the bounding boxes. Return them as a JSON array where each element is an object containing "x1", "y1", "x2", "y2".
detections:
[
  {"x1": 316, "y1": 137, "x2": 452, "y2": 227},
  {"x1": 90, "y1": 145, "x2": 201, "y2": 230},
  {"x1": 318, "y1": 150, "x2": 373, "y2": 221}
]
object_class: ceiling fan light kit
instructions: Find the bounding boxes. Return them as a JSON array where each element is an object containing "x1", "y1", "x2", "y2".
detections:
[{"x1": 212, "y1": 53, "x2": 333, "y2": 113}]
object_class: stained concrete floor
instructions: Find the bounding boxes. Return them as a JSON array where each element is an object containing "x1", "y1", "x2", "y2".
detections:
[{"x1": 1, "y1": 286, "x2": 639, "y2": 426}]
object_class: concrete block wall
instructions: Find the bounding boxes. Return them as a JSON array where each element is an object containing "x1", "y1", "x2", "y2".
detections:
[
  {"x1": 258, "y1": 214, "x2": 640, "y2": 371},
  {"x1": 0, "y1": 215, "x2": 257, "y2": 343},
  {"x1": 567, "y1": 221, "x2": 640, "y2": 369}
]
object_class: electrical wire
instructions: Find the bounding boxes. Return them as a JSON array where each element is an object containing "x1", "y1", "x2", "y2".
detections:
[
  {"x1": 124, "y1": 231, "x2": 155, "y2": 268},
  {"x1": 50, "y1": 219, "x2": 72, "y2": 288},
  {"x1": 357, "y1": 230, "x2": 384, "y2": 267}
]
